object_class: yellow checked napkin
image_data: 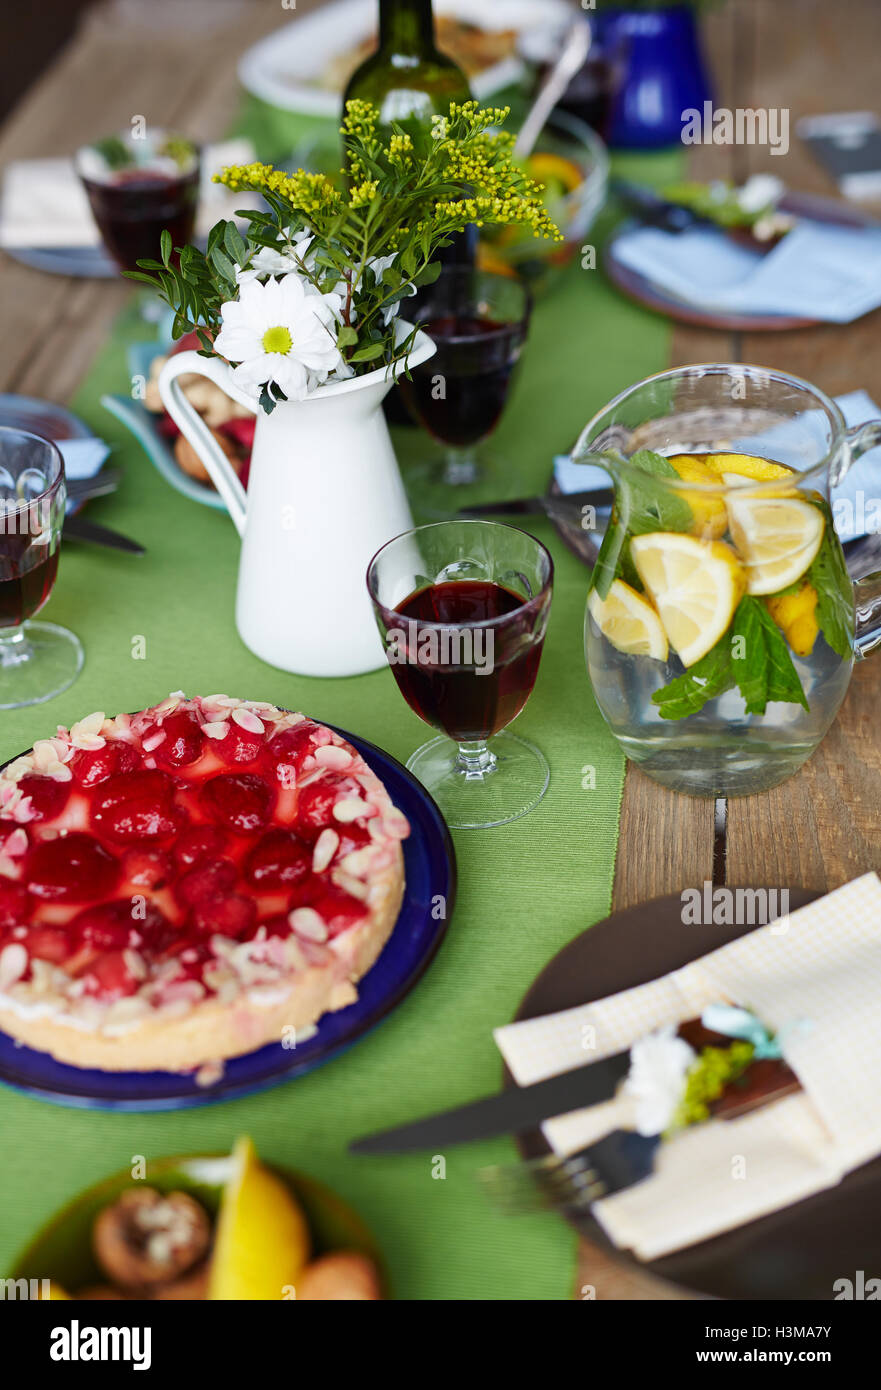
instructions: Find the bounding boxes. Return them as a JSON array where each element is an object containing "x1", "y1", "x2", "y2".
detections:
[
  {"x1": 0, "y1": 140, "x2": 255, "y2": 250},
  {"x1": 494, "y1": 874, "x2": 881, "y2": 1261}
]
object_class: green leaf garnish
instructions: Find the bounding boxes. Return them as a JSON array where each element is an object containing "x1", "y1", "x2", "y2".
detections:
[
  {"x1": 652, "y1": 638, "x2": 735, "y2": 720},
  {"x1": 806, "y1": 499, "x2": 854, "y2": 659},
  {"x1": 590, "y1": 450, "x2": 693, "y2": 600},
  {"x1": 731, "y1": 596, "x2": 808, "y2": 715}
]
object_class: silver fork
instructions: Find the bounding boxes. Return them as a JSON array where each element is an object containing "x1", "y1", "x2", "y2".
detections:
[{"x1": 480, "y1": 1130, "x2": 660, "y2": 1214}]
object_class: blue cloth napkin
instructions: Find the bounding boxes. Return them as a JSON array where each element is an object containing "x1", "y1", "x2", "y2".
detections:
[
  {"x1": 555, "y1": 390, "x2": 881, "y2": 542},
  {"x1": 58, "y1": 437, "x2": 110, "y2": 512},
  {"x1": 612, "y1": 220, "x2": 881, "y2": 324}
]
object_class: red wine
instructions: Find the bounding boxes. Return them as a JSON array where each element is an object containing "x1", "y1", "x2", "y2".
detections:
[
  {"x1": 390, "y1": 579, "x2": 545, "y2": 740},
  {"x1": 0, "y1": 550, "x2": 58, "y2": 627},
  {"x1": 81, "y1": 168, "x2": 199, "y2": 272},
  {"x1": 399, "y1": 313, "x2": 523, "y2": 447}
]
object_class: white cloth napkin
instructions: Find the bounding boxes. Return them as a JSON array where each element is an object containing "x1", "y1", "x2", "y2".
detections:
[
  {"x1": 554, "y1": 389, "x2": 881, "y2": 543},
  {"x1": 495, "y1": 874, "x2": 881, "y2": 1261},
  {"x1": 612, "y1": 219, "x2": 881, "y2": 324},
  {"x1": 0, "y1": 139, "x2": 256, "y2": 250}
]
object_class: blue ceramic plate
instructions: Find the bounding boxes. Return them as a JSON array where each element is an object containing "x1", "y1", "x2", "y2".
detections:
[
  {"x1": 101, "y1": 342, "x2": 227, "y2": 511},
  {"x1": 4, "y1": 244, "x2": 117, "y2": 278},
  {"x1": 0, "y1": 727, "x2": 454, "y2": 1111}
]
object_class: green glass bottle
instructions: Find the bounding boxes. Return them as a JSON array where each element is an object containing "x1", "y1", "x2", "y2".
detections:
[{"x1": 343, "y1": 0, "x2": 472, "y2": 149}]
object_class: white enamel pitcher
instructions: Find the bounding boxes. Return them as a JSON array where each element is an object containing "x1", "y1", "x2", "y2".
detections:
[{"x1": 158, "y1": 325, "x2": 436, "y2": 678}]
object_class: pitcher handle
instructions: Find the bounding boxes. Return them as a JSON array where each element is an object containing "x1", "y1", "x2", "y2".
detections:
[{"x1": 157, "y1": 350, "x2": 252, "y2": 537}]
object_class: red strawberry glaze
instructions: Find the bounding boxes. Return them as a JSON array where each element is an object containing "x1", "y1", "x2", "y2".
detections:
[
  {"x1": 16, "y1": 774, "x2": 71, "y2": 823},
  {"x1": 200, "y1": 774, "x2": 273, "y2": 835},
  {"x1": 141, "y1": 708, "x2": 204, "y2": 769},
  {"x1": 0, "y1": 694, "x2": 409, "y2": 1026},
  {"x1": 70, "y1": 741, "x2": 139, "y2": 789}
]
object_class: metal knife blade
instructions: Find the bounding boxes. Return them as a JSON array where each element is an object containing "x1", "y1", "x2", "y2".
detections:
[
  {"x1": 63, "y1": 513, "x2": 145, "y2": 555},
  {"x1": 457, "y1": 487, "x2": 614, "y2": 518},
  {"x1": 350, "y1": 1049, "x2": 632, "y2": 1155}
]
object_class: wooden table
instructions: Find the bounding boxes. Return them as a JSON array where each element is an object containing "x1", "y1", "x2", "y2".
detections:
[{"x1": 1, "y1": 0, "x2": 879, "y2": 1300}]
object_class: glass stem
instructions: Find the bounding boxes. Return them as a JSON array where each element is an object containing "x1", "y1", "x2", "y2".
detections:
[
  {"x1": 443, "y1": 447, "x2": 480, "y2": 487},
  {"x1": 455, "y1": 739, "x2": 498, "y2": 781}
]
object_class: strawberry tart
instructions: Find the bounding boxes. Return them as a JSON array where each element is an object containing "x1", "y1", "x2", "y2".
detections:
[{"x1": 0, "y1": 694, "x2": 409, "y2": 1074}]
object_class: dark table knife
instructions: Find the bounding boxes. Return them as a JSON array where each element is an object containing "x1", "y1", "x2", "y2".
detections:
[
  {"x1": 350, "y1": 1049, "x2": 631, "y2": 1155},
  {"x1": 457, "y1": 487, "x2": 613, "y2": 520},
  {"x1": 63, "y1": 513, "x2": 145, "y2": 555}
]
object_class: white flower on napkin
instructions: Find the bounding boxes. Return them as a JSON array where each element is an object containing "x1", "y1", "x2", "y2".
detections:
[
  {"x1": 214, "y1": 273, "x2": 346, "y2": 402},
  {"x1": 624, "y1": 1025, "x2": 696, "y2": 1136}
]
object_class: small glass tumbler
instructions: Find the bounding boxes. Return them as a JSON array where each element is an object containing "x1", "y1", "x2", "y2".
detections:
[
  {"x1": 368, "y1": 520, "x2": 553, "y2": 828},
  {"x1": 0, "y1": 427, "x2": 83, "y2": 708}
]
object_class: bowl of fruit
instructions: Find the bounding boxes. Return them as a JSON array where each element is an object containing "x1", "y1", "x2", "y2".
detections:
[{"x1": 10, "y1": 1136, "x2": 384, "y2": 1301}]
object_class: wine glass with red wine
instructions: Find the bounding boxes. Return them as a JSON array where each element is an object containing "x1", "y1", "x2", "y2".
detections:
[
  {"x1": 75, "y1": 130, "x2": 200, "y2": 274},
  {"x1": 0, "y1": 428, "x2": 82, "y2": 709},
  {"x1": 367, "y1": 520, "x2": 553, "y2": 828},
  {"x1": 397, "y1": 268, "x2": 531, "y2": 514}
]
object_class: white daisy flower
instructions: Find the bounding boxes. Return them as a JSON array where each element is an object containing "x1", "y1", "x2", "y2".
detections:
[
  {"x1": 236, "y1": 230, "x2": 316, "y2": 285},
  {"x1": 214, "y1": 274, "x2": 346, "y2": 402}
]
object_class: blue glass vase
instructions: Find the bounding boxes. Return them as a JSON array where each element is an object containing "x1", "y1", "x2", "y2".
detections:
[{"x1": 593, "y1": 4, "x2": 713, "y2": 149}]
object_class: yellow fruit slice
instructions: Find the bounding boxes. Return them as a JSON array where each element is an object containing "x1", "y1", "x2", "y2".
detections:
[
  {"x1": 526, "y1": 151, "x2": 584, "y2": 193},
  {"x1": 727, "y1": 494, "x2": 824, "y2": 595},
  {"x1": 630, "y1": 533, "x2": 745, "y2": 667},
  {"x1": 765, "y1": 581, "x2": 820, "y2": 656},
  {"x1": 668, "y1": 454, "x2": 729, "y2": 538},
  {"x1": 588, "y1": 579, "x2": 668, "y2": 660},
  {"x1": 209, "y1": 1136, "x2": 311, "y2": 1301},
  {"x1": 705, "y1": 452, "x2": 794, "y2": 482}
]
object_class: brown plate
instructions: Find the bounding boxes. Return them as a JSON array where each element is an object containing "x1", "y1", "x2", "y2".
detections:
[
  {"x1": 509, "y1": 889, "x2": 881, "y2": 1300},
  {"x1": 605, "y1": 191, "x2": 881, "y2": 332}
]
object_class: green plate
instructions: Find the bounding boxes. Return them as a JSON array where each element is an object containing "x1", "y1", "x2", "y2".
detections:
[{"x1": 10, "y1": 1151, "x2": 386, "y2": 1297}]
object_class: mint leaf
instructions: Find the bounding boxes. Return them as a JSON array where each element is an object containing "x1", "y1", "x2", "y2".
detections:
[
  {"x1": 589, "y1": 450, "x2": 693, "y2": 600},
  {"x1": 652, "y1": 639, "x2": 735, "y2": 720},
  {"x1": 731, "y1": 596, "x2": 808, "y2": 715},
  {"x1": 806, "y1": 500, "x2": 853, "y2": 659}
]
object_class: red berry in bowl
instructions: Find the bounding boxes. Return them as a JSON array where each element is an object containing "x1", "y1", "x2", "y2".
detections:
[
  {"x1": 173, "y1": 825, "x2": 229, "y2": 870},
  {"x1": 243, "y1": 828, "x2": 311, "y2": 889},
  {"x1": 71, "y1": 901, "x2": 134, "y2": 951},
  {"x1": 191, "y1": 893, "x2": 256, "y2": 938},
  {"x1": 144, "y1": 710, "x2": 203, "y2": 769},
  {"x1": 82, "y1": 949, "x2": 140, "y2": 1000},
  {"x1": 211, "y1": 722, "x2": 264, "y2": 766},
  {"x1": 27, "y1": 833, "x2": 119, "y2": 902},
  {"x1": 296, "y1": 775, "x2": 359, "y2": 840},
  {"x1": 17, "y1": 774, "x2": 72, "y2": 823},
  {"x1": 91, "y1": 769, "x2": 179, "y2": 843},
  {"x1": 175, "y1": 858, "x2": 238, "y2": 909},
  {"x1": 0, "y1": 880, "x2": 30, "y2": 928},
  {"x1": 25, "y1": 925, "x2": 75, "y2": 965},
  {"x1": 265, "y1": 723, "x2": 323, "y2": 781},
  {"x1": 200, "y1": 774, "x2": 273, "y2": 835},
  {"x1": 121, "y1": 848, "x2": 172, "y2": 890},
  {"x1": 70, "y1": 741, "x2": 139, "y2": 789}
]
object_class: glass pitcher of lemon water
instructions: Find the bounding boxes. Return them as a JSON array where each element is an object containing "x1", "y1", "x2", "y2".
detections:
[{"x1": 577, "y1": 365, "x2": 881, "y2": 796}]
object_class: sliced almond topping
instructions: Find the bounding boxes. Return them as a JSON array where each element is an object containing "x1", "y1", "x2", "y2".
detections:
[
  {"x1": 288, "y1": 907, "x2": 329, "y2": 943},
  {"x1": 312, "y1": 828, "x2": 339, "y2": 874},
  {"x1": 141, "y1": 730, "x2": 167, "y2": 753},
  {"x1": 333, "y1": 796, "x2": 374, "y2": 824},
  {"x1": 3, "y1": 758, "x2": 34, "y2": 785},
  {"x1": 201, "y1": 720, "x2": 230, "y2": 740},
  {"x1": 339, "y1": 847, "x2": 372, "y2": 877},
  {"x1": 4, "y1": 828, "x2": 28, "y2": 858},
  {"x1": 314, "y1": 744, "x2": 352, "y2": 771},
  {"x1": 330, "y1": 870, "x2": 369, "y2": 902},
  {"x1": 69, "y1": 711, "x2": 106, "y2": 750},
  {"x1": 123, "y1": 949, "x2": 148, "y2": 981},
  {"x1": 0, "y1": 943, "x2": 28, "y2": 990},
  {"x1": 232, "y1": 707, "x2": 265, "y2": 735},
  {"x1": 46, "y1": 761, "x2": 73, "y2": 783},
  {"x1": 382, "y1": 809, "x2": 410, "y2": 840}
]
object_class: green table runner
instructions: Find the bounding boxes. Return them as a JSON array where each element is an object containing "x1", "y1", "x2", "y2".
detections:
[{"x1": 0, "y1": 140, "x2": 680, "y2": 1298}]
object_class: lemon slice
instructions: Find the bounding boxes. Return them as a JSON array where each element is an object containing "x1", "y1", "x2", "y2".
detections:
[
  {"x1": 630, "y1": 533, "x2": 745, "y2": 667},
  {"x1": 727, "y1": 494, "x2": 824, "y2": 594},
  {"x1": 765, "y1": 581, "x2": 819, "y2": 656},
  {"x1": 588, "y1": 579, "x2": 668, "y2": 660},
  {"x1": 667, "y1": 455, "x2": 729, "y2": 539},
  {"x1": 705, "y1": 452, "x2": 794, "y2": 482},
  {"x1": 209, "y1": 1136, "x2": 311, "y2": 1300}
]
